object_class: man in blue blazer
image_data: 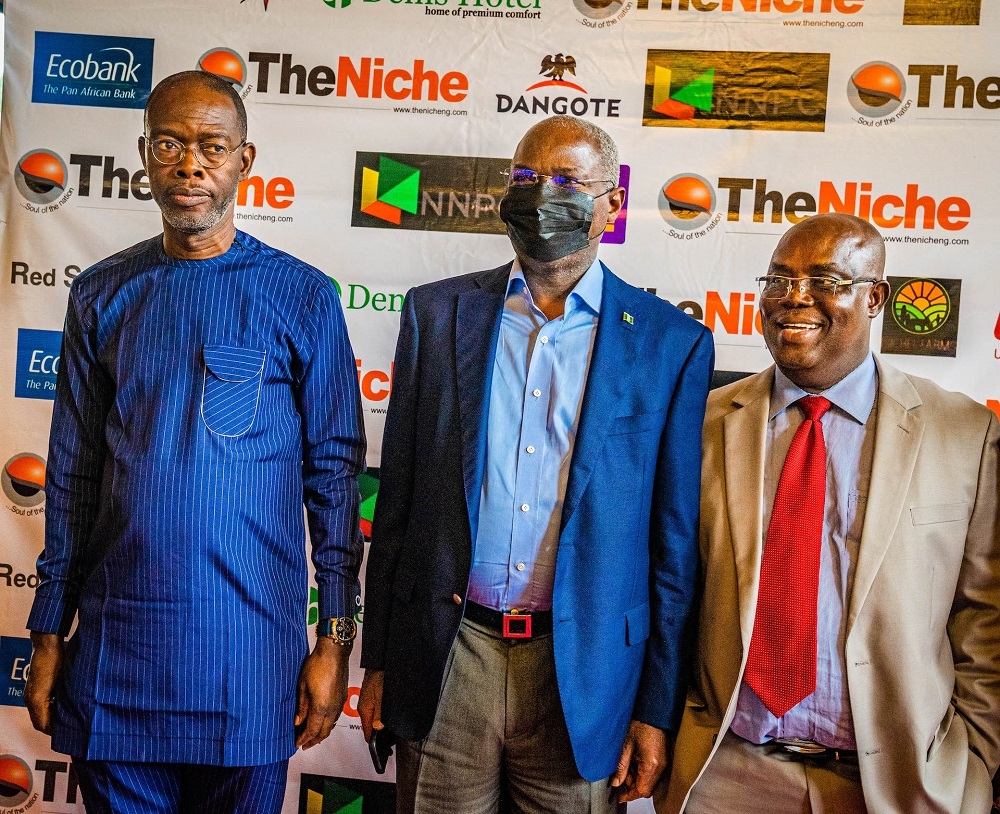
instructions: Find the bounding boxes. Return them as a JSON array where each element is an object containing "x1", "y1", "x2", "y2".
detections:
[{"x1": 359, "y1": 116, "x2": 714, "y2": 813}]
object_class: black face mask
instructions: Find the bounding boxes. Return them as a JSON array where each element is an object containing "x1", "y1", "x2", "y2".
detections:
[{"x1": 499, "y1": 184, "x2": 599, "y2": 262}]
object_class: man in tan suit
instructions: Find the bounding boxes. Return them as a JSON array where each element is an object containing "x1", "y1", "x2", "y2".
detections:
[{"x1": 659, "y1": 213, "x2": 1000, "y2": 814}]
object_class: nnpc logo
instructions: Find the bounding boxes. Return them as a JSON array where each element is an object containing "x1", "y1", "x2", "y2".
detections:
[
  {"x1": 15, "y1": 150, "x2": 69, "y2": 206},
  {"x1": 651, "y1": 66, "x2": 713, "y2": 120},
  {"x1": 643, "y1": 49, "x2": 830, "y2": 132},
  {"x1": 848, "y1": 62, "x2": 907, "y2": 120},
  {"x1": 903, "y1": 0, "x2": 980, "y2": 25},
  {"x1": 360, "y1": 157, "x2": 420, "y2": 224}
]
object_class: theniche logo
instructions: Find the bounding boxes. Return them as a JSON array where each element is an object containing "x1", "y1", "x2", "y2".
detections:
[
  {"x1": 574, "y1": 0, "x2": 625, "y2": 19},
  {"x1": 643, "y1": 49, "x2": 830, "y2": 131},
  {"x1": 15, "y1": 150, "x2": 67, "y2": 205},
  {"x1": 1, "y1": 454, "x2": 46, "y2": 508},
  {"x1": 198, "y1": 48, "x2": 248, "y2": 87},
  {"x1": 903, "y1": 0, "x2": 980, "y2": 25},
  {"x1": 848, "y1": 62, "x2": 906, "y2": 119},
  {"x1": 658, "y1": 174, "x2": 717, "y2": 230},
  {"x1": 0, "y1": 755, "x2": 34, "y2": 810},
  {"x1": 881, "y1": 276, "x2": 961, "y2": 357}
]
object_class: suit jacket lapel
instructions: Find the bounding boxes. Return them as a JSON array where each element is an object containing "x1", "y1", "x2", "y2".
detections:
[
  {"x1": 456, "y1": 264, "x2": 509, "y2": 547},
  {"x1": 723, "y1": 370, "x2": 774, "y2": 646},
  {"x1": 561, "y1": 267, "x2": 639, "y2": 528},
  {"x1": 848, "y1": 359, "x2": 924, "y2": 627}
]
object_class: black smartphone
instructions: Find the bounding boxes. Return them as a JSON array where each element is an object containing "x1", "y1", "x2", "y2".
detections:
[{"x1": 368, "y1": 729, "x2": 394, "y2": 774}]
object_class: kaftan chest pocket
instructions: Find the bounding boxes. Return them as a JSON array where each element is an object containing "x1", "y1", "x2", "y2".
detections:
[{"x1": 201, "y1": 345, "x2": 266, "y2": 437}]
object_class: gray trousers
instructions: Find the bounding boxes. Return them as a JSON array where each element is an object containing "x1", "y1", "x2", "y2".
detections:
[
  {"x1": 683, "y1": 732, "x2": 867, "y2": 814},
  {"x1": 395, "y1": 617, "x2": 621, "y2": 814}
]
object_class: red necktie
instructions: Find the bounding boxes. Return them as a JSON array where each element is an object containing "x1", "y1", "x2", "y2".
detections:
[{"x1": 745, "y1": 395, "x2": 831, "y2": 718}]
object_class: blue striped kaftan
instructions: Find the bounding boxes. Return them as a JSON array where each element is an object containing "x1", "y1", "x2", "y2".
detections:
[{"x1": 27, "y1": 230, "x2": 366, "y2": 766}]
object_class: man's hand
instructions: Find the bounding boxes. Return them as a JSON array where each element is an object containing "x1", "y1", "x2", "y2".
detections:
[
  {"x1": 24, "y1": 632, "x2": 64, "y2": 735},
  {"x1": 294, "y1": 638, "x2": 351, "y2": 750},
  {"x1": 610, "y1": 720, "x2": 673, "y2": 803},
  {"x1": 358, "y1": 669, "x2": 385, "y2": 743}
]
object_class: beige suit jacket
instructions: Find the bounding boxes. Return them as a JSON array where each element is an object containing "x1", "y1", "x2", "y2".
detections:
[{"x1": 659, "y1": 358, "x2": 1000, "y2": 814}]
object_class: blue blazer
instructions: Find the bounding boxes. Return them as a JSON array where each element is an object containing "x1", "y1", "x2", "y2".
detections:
[{"x1": 360, "y1": 262, "x2": 714, "y2": 781}]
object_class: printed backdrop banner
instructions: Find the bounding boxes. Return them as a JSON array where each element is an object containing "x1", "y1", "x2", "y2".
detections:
[{"x1": 1, "y1": 1, "x2": 998, "y2": 811}]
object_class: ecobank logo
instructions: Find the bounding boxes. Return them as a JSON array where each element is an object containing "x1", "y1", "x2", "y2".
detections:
[
  {"x1": 298, "y1": 774, "x2": 394, "y2": 814},
  {"x1": 903, "y1": 0, "x2": 980, "y2": 25},
  {"x1": 496, "y1": 53, "x2": 623, "y2": 118},
  {"x1": 0, "y1": 638, "x2": 32, "y2": 707},
  {"x1": 880, "y1": 277, "x2": 961, "y2": 357},
  {"x1": 352, "y1": 152, "x2": 508, "y2": 233},
  {"x1": 32, "y1": 32, "x2": 154, "y2": 109},
  {"x1": 643, "y1": 49, "x2": 830, "y2": 131},
  {"x1": 848, "y1": 62, "x2": 908, "y2": 120},
  {"x1": 15, "y1": 329, "x2": 61, "y2": 400},
  {"x1": 0, "y1": 755, "x2": 35, "y2": 811},
  {"x1": 656, "y1": 174, "x2": 971, "y2": 239}
]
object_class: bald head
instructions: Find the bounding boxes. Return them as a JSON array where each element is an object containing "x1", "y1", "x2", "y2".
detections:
[
  {"x1": 145, "y1": 70, "x2": 247, "y2": 141},
  {"x1": 516, "y1": 116, "x2": 620, "y2": 185},
  {"x1": 774, "y1": 213, "x2": 886, "y2": 282}
]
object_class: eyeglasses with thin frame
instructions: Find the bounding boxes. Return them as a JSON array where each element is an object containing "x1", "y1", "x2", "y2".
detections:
[
  {"x1": 501, "y1": 167, "x2": 615, "y2": 194},
  {"x1": 142, "y1": 136, "x2": 247, "y2": 169},
  {"x1": 756, "y1": 275, "x2": 879, "y2": 300}
]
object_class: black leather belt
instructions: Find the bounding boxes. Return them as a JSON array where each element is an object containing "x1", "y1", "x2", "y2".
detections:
[
  {"x1": 464, "y1": 601, "x2": 553, "y2": 639},
  {"x1": 761, "y1": 738, "x2": 859, "y2": 766}
]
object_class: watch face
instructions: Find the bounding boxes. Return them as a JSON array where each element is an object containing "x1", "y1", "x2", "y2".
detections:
[{"x1": 335, "y1": 617, "x2": 357, "y2": 641}]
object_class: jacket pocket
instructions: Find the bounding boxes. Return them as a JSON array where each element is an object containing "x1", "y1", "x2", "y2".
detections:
[
  {"x1": 608, "y1": 409, "x2": 666, "y2": 436},
  {"x1": 200, "y1": 345, "x2": 266, "y2": 437},
  {"x1": 625, "y1": 603, "x2": 650, "y2": 646},
  {"x1": 910, "y1": 502, "x2": 969, "y2": 526}
]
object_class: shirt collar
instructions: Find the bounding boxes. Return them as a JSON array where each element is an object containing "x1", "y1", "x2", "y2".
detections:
[
  {"x1": 507, "y1": 257, "x2": 604, "y2": 318},
  {"x1": 770, "y1": 353, "x2": 878, "y2": 425}
]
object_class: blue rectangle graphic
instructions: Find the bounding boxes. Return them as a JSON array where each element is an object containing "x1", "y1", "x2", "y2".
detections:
[
  {"x1": 33, "y1": 31, "x2": 154, "y2": 109},
  {"x1": 16, "y1": 328, "x2": 62, "y2": 400},
  {"x1": 0, "y1": 637, "x2": 33, "y2": 707}
]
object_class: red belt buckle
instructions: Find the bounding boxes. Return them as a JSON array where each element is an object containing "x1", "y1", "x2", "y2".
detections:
[{"x1": 502, "y1": 611, "x2": 532, "y2": 639}]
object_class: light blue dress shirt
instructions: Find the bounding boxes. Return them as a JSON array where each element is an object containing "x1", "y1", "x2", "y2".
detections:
[
  {"x1": 466, "y1": 259, "x2": 603, "y2": 612},
  {"x1": 731, "y1": 354, "x2": 878, "y2": 751}
]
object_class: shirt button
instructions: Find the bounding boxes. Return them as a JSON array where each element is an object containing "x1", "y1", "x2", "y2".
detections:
[
  {"x1": 516, "y1": 562, "x2": 525, "y2": 571},
  {"x1": 532, "y1": 389, "x2": 541, "y2": 397},
  {"x1": 540, "y1": 336, "x2": 549, "y2": 344},
  {"x1": 520, "y1": 503, "x2": 529, "y2": 512},
  {"x1": 526, "y1": 445, "x2": 535, "y2": 454}
]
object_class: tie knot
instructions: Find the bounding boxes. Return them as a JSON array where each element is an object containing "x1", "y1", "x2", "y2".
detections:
[{"x1": 798, "y1": 395, "x2": 831, "y2": 422}]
